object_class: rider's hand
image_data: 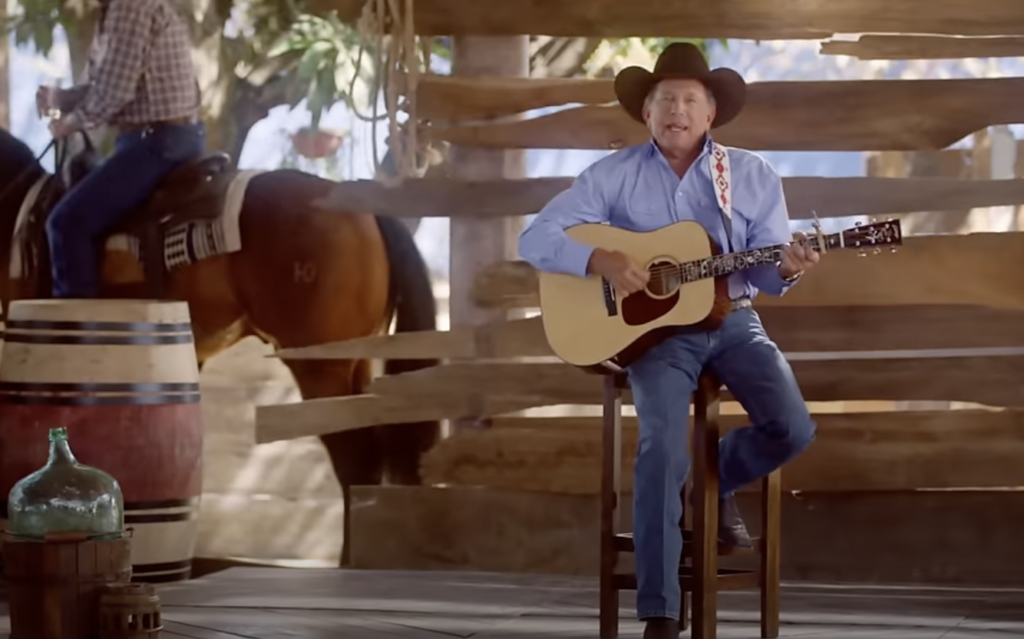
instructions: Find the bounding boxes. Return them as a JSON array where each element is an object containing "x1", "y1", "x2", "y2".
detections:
[
  {"x1": 36, "y1": 86, "x2": 60, "y2": 117},
  {"x1": 48, "y1": 116, "x2": 78, "y2": 140},
  {"x1": 587, "y1": 248, "x2": 649, "y2": 296}
]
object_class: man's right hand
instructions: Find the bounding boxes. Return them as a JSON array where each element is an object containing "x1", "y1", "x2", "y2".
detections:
[{"x1": 587, "y1": 248, "x2": 649, "y2": 296}]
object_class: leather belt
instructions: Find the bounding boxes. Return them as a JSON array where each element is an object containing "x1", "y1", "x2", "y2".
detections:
[{"x1": 117, "y1": 116, "x2": 197, "y2": 134}]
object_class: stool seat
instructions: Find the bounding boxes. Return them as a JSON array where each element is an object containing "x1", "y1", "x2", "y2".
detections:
[{"x1": 596, "y1": 366, "x2": 781, "y2": 639}]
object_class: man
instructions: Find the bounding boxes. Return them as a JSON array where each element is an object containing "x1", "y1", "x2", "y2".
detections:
[
  {"x1": 35, "y1": 0, "x2": 205, "y2": 298},
  {"x1": 518, "y1": 43, "x2": 819, "y2": 639}
]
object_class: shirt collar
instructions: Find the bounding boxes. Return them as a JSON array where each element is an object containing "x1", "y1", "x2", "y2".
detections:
[{"x1": 646, "y1": 133, "x2": 715, "y2": 167}]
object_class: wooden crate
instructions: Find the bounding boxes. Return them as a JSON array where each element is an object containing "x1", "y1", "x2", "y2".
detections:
[{"x1": 3, "y1": 531, "x2": 132, "y2": 639}]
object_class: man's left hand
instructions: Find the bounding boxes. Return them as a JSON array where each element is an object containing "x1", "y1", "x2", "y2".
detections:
[
  {"x1": 48, "y1": 116, "x2": 79, "y2": 140},
  {"x1": 778, "y1": 231, "x2": 820, "y2": 280}
]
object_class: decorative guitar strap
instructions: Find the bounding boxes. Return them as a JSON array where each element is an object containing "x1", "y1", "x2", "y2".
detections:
[{"x1": 708, "y1": 141, "x2": 734, "y2": 252}]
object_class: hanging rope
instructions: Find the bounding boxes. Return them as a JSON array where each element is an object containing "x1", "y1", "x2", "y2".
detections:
[{"x1": 353, "y1": 0, "x2": 431, "y2": 185}]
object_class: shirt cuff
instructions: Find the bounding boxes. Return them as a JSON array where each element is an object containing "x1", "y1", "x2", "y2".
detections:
[
  {"x1": 562, "y1": 240, "x2": 598, "y2": 279},
  {"x1": 775, "y1": 267, "x2": 802, "y2": 294}
]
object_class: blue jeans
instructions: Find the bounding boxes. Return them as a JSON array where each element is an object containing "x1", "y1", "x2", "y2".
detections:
[
  {"x1": 626, "y1": 306, "x2": 816, "y2": 621},
  {"x1": 46, "y1": 122, "x2": 206, "y2": 298}
]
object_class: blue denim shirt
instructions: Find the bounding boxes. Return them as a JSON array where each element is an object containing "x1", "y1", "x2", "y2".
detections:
[{"x1": 518, "y1": 135, "x2": 799, "y2": 299}]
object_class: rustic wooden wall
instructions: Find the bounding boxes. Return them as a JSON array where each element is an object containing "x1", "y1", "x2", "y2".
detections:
[{"x1": 253, "y1": 4, "x2": 1024, "y2": 586}]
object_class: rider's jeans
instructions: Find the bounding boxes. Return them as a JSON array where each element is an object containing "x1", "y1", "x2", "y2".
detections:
[{"x1": 46, "y1": 121, "x2": 206, "y2": 298}]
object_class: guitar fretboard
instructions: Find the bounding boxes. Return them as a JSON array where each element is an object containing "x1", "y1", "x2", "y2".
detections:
[{"x1": 670, "y1": 234, "x2": 838, "y2": 284}]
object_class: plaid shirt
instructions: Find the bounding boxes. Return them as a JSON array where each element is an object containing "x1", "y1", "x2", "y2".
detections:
[{"x1": 67, "y1": 0, "x2": 199, "y2": 129}]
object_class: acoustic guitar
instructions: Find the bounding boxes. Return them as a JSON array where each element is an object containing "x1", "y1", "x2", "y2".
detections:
[{"x1": 537, "y1": 218, "x2": 903, "y2": 369}]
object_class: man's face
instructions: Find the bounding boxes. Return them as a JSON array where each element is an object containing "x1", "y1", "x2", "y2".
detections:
[{"x1": 642, "y1": 78, "x2": 716, "y2": 154}]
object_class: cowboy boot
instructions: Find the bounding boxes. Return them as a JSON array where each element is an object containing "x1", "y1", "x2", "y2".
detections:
[
  {"x1": 717, "y1": 494, "x2": 753, "y2": 550},
  {"x1": 643, "y1": 617, "x2": 678, "y2": 639},
  {"x1": 687, "y1": 492, "x2": 753, "y2": 550}
]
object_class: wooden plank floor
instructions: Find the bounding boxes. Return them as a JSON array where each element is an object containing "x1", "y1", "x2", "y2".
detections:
[{"x1": 3, "y1": 567, "x2": 1023, "y2": 638}]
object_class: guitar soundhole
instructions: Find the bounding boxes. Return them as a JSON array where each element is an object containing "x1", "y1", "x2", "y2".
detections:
[
  {"x1": 622, "y1": 259, "x2": 681, "y2": 328},
  {"x1": 645, "y1": 259, "x2": 681, "y2": 299}
]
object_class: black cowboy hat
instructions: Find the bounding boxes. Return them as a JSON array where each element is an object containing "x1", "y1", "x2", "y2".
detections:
[{"x1": 613, "y1": 42, "x2": 747, "y2": 129}]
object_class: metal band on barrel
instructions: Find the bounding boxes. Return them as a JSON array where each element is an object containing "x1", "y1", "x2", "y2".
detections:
[
  {"x1": 1, "y1": 319, "x2": 194, "y2": 345},
  {"x1": 0, "y1": 381, "x2": 200, "y2": 405}
]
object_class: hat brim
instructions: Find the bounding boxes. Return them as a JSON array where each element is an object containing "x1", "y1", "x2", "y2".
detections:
[{"x1": 614, "y1": 66, "x2": 747, "y2": 129}]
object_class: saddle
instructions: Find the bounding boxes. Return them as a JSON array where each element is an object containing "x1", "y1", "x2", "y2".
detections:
[{"x1": 12, "y1": 131, "x2": 238, "y2": 299}]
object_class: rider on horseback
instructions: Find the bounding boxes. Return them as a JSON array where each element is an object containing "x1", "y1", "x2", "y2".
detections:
[{"x1": 36, "y1": 0, "x2": 205, "y2": 298}]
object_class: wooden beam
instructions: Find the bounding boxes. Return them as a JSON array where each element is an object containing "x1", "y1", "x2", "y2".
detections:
[
  {"x1": 421, "y1": 410, "x2": 1024, "y2": 493},
  {"x1": 254, "y1": 392, "x2": 547, "y2": 444},
  {"x1": 412, "y1": 77, "x2": 1022, "y2": 124},
  {"x1": 444, "y1": 36, "x2": 528, "y2": 333},
  {"x1": 422, "y1": 78, "x2": 1024, "y2": 151},
  {"x1": 273, "y1": 315, "x2": 551, "y2": 361},
  {"x1": 445, "y1": 35, "x2": 530, "y2": 433},
  {"x1": 367, "y1": 357, "x2": 1024, "y2": 407},
  {"x1": 256, "y1": 345, "x2": 1024, "y2": 443},
  {"x1": 321, "y1": 0, "x2": 1023, "y2": 39},
  {"x1": 821, "y1": 35, "x2": 1024, "y2": 60},
  {"x1": 410, "y1": 75, "x2": 615, "y2": 121},
  {"x1": 471, "y1": 232, "x2": 1024, "y2": 311},
  {"x1": 317, "y1": 176, "x2": 1024, "y2": 221},
  {"x1": 272, "y1": 305, "x2": 1024, "y2": 362}
]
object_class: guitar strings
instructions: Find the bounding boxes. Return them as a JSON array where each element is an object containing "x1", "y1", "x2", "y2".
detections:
[{"x1": 642, "y1": 236, "x2": 826, "y2": 281}]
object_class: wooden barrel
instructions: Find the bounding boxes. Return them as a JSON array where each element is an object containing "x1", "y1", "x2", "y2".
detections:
[{"x1": 0, "y1": 299, "x2": 203, "y2": 583}]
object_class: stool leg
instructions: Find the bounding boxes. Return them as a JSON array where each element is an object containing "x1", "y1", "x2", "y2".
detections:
[
  {"x1": 679, "y1": 485, "x2": 690, "y2": 633},
  {"x1": 600, "y1": 374, "x2": 623, "y2": 638},
  {"x1": 691, "y1": 386, "x2": 719, "y2": 639},
  {"x1": 678, "y1": 592, "x2": 690, "y2": 632},
  {"x1": 760, "y1": 470, "x2": 782, "y2": 638}
]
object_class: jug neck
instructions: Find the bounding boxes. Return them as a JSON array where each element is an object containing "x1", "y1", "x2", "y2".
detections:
[{"x1": 47, "y1": 427, "x2": 78, "y2": 466}]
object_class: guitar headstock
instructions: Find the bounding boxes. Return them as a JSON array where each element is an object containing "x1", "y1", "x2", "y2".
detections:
[{"x1": 841, "y1": 219, "x2": 903, "y2": 254}]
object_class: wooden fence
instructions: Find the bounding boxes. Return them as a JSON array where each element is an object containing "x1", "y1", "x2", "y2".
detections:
[{"x1": 252, "y1": 19, "x2": 1024, "y2": 584}]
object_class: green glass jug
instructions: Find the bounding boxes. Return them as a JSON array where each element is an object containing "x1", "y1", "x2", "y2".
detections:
[{"x1": 7, "y1": 427, "x2": 124, "y2": 540}]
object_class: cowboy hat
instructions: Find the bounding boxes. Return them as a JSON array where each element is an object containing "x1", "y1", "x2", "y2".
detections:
[{"x1": 614, "y1": 42, "x2": 747, "y2": 129}]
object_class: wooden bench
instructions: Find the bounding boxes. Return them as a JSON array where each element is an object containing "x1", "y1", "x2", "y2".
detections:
[{"x1": 597, "y1": 368, "x2": 782, "y2": 639}]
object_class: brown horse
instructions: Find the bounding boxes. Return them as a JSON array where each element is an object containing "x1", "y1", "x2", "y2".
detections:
[{"x1": 0, "y1": 126, "x2": 442, "y2": 566}]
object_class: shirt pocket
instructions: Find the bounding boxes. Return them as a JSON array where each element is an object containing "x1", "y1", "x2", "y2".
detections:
[{"x1": 619, "y1": 189, "x2": 665, "y2": 230}]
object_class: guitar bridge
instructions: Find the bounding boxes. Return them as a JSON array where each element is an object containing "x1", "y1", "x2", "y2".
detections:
[{"x1": 602, "y1": 278, "x2": 618, "y2": 317}]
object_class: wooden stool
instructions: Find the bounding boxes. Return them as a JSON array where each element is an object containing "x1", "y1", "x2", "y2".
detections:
[{"x1": 598, "y1": 368, "x2": 782, "y2": 639}]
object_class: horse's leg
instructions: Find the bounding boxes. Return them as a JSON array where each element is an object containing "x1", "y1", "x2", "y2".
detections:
[
  {"x1": 281, "y1": 358, "x2": 379, "y2": 567},
  {"x1": 226, "y1": 171, "x2": 394, "y2": 567}
]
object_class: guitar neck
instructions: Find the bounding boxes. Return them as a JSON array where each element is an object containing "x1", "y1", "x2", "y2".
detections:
[{"x1": 676, "y1": 233, "x2": 839, "y2": 283}]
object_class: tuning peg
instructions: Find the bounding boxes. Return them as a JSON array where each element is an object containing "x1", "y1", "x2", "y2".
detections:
[
  {"x1": 857, "y1": 249, "x2": 867, "y2": 257},
  {"x1": 873, "y1": 247, "x2": 882, "y2": 255},
  {"x1": 891, "y1": 247, "x2": 898, "y2": 253}
]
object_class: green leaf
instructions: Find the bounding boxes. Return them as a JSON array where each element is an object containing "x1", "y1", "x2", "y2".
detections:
[
  {"x1": 32, "y1": 19, "x2": 53, "y2": 54},
  {"x1": 297, "y1": 45, "x2": 325, "y2": 79}
]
